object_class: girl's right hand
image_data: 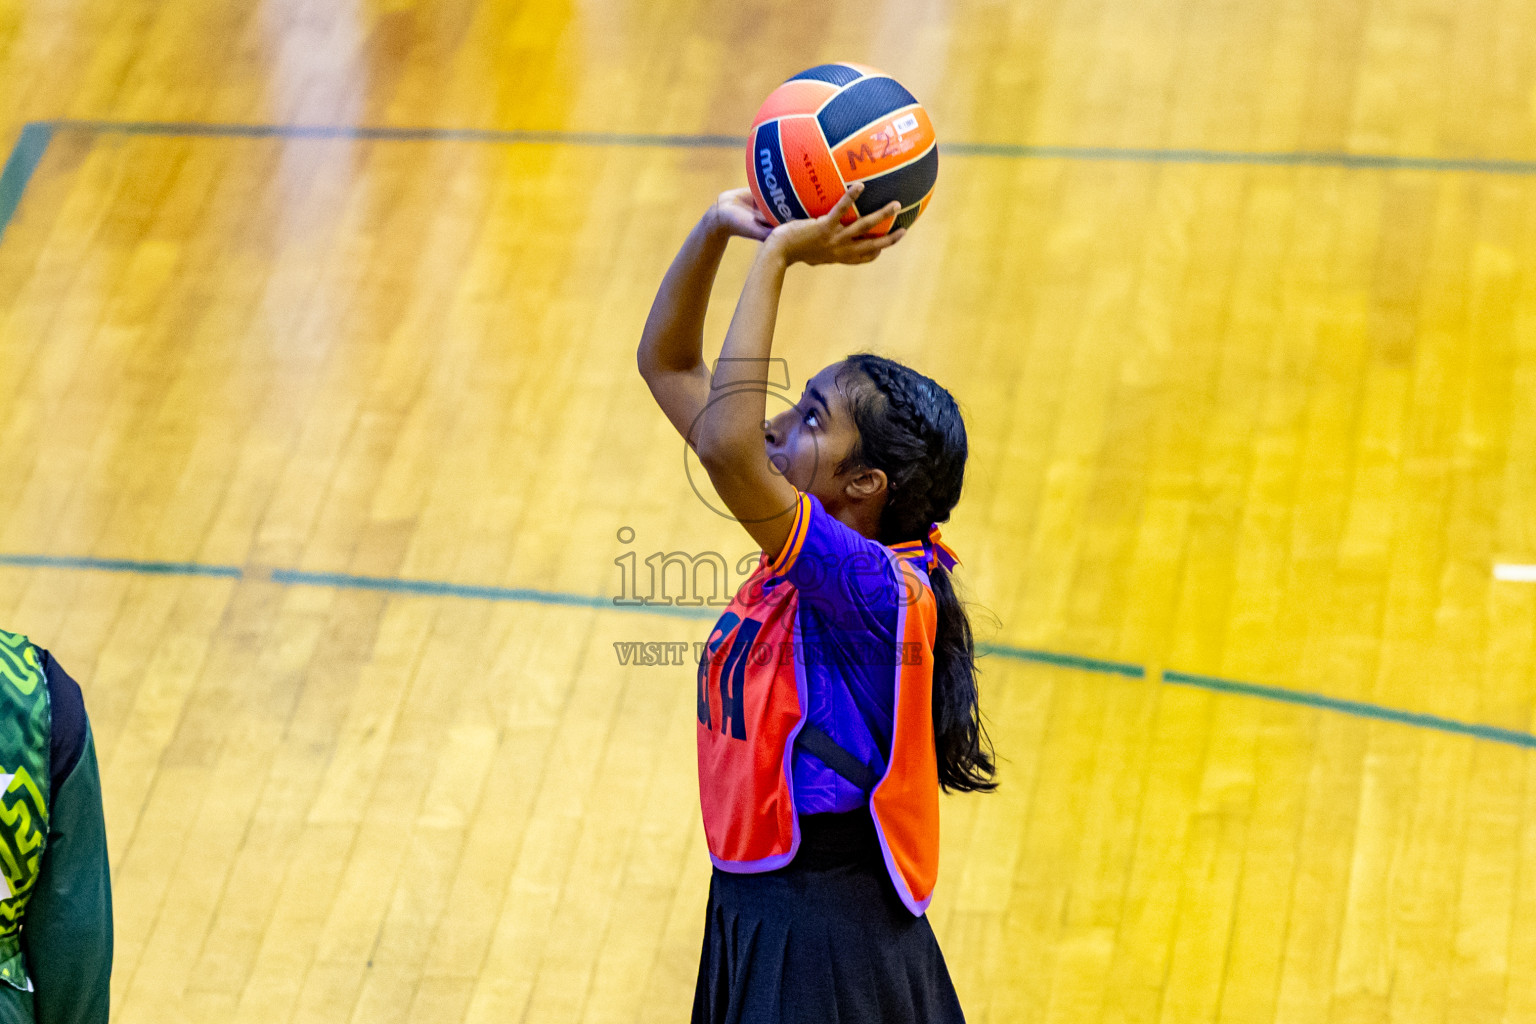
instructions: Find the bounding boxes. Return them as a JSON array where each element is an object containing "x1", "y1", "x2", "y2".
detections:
[
  {"x1": 763, "y1": 184, "x2": 904, "y2": 266},
  {"x1": 711, "y1": 188, "x2": 776, "y2": 241}
]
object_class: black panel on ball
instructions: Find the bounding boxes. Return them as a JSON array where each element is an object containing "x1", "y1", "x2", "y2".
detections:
[
  {"x1": 787, "y1": 63, "x2": 864, "y2": 87},
  {"x1": 853, "y1": 147, "x2": 938, "y2": 218},
  {"x1": 891, "y1": 203, "x2": 925, "y2": 232},
  {"x1": 816, "y1": 77, "x2": 919, "y2": 146}
]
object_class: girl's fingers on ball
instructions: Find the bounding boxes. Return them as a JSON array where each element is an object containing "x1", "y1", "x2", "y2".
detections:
[
  {"x1": 827, "y1": 184, "x2": 863, "y2": 223},
  {"x1": 844, "y1": 210, "x2": 883, "y2": 236},
  {"x1": 848, "y1": 230, "x2": 902, "y2": 258},
  {"x1": 844, "y1": 200, "x2": 904, "y2": 239}
]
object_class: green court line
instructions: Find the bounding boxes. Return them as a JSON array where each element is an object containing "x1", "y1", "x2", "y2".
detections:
[{"x1": 5, "y1": 551, "x2": 1534, "y2": 751}]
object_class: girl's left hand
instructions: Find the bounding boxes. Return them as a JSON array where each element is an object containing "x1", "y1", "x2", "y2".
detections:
[
  {"x1": 711, "y1": 188, "x2": 776, "y2": 241},
  {"x1": 765, "y1": 184, "x2": 906, "y2": 266}
]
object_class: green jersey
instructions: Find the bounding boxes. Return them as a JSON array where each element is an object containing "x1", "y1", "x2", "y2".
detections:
[{"x1": 0, "y1": 632, "x2": 51, "y2": 988}]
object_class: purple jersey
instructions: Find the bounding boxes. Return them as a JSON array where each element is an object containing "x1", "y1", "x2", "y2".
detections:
[
  {"x1": 696, "y1": 490, "x2": 944, "y2": 910},
  {"x1": 769, "y1": 492, "x2": 906, "y2": 813}
]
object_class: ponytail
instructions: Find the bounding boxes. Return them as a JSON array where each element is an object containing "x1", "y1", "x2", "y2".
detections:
[
  {"x1": 928, "y1": 564, "x2": 996, "y2": 791},
  {"x1": 839, "y1": 353, "x2": 997, "y2": 794}
]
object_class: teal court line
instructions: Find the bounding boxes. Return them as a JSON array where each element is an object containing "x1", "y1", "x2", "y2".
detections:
[
  {"x1": 0, "y1": 553, "x2": 240, "y2": 578},
  {"x1": 0, "y1": 123, "x2": 53, "y2": 244},
  {"x1": 4, "y1": 118, "x2": 1536, "y2": 243},
  {"x1": 1163, "y1": 670, "x2": 1536, "y2": 750},
  {"x1": 4, "y1": 551, "x2": 1534, "y2": 752},
  {"x1": 4, "y1": 121, "x2": 1535, "y2": 744},
  {"x1": 268, "y1": 568, "x2": 717, "y2": 620}
]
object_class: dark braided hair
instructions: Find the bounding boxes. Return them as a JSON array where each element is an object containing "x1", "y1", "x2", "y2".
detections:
[{"x1": 837, "y1": 353, "x2": 997, "y2": 793}]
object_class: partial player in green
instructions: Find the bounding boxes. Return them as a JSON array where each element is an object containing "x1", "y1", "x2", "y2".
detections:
[{"x1": 0, "y1": 631, "x2": 111, "y2": 1024}]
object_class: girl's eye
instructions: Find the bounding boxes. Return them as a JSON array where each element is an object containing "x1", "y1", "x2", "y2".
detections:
[{"x1": 802, "y1": 409, "x2": 819, "y2": 427}]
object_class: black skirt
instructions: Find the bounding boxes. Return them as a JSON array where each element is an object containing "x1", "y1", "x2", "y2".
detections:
[{"x1": 692, "y1": 811, "x2": 966, "y2": 1024}]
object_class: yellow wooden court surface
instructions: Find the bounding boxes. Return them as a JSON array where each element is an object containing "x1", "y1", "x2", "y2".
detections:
[{"x1": 4, "y1": 1, "x2": 1536, "y2": 1021}]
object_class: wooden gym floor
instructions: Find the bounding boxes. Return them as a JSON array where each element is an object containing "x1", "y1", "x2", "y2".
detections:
[{"x1": 3, "y1": 1, "x2": 1536, "y2": 1021}]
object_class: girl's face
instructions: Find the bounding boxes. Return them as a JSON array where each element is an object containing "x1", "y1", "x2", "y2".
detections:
[{"x1": 763, "y1": 361, "x2": 867, "y2": 512}]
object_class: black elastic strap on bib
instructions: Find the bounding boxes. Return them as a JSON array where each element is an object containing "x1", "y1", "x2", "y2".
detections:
[{"x1": 795, "y1": 722, "x2": 879, "y2": 791}]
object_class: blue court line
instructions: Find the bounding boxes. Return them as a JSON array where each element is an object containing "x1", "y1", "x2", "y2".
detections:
[{"x1": 5, "y1": 551, "x2": 1535, "y2": 751}]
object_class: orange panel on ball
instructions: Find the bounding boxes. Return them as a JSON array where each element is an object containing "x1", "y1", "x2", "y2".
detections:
[
  {"x1": 776, "y1": 115, "x2": 845, "y2": 216},
  {"x1": 752, "y1": 79, "x2": 841, "y2": 124},
  {"x1": 835, "y1": 204, "x2": 897, "y2": 236},
  {"x1": 863, "y1": 209, "x2": 899, "y2": 237},
  {"x1": 831, "y1": 105, "x2": 936, "y2": 183}
]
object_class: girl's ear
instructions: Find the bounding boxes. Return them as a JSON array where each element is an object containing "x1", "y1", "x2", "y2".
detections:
[{"x1": 846, "y1": 466, "x2": 887, "y2": 503}]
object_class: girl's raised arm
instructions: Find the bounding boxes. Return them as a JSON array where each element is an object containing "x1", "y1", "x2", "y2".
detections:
[
  {"x1": 638, "y1": 190, "x2": 772, "y2": 446},
  {"x1": 693, "y1": 184, "x2": 903, "y2": 557}
]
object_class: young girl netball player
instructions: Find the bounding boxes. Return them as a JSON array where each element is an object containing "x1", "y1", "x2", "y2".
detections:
[{"x1": 638, "y1": 182, "x2": 995, "y2": 1023}]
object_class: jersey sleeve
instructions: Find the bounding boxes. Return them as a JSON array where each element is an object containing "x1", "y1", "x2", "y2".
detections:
[
  {"x1": 42, "y1": 651, "x2": 88, "y2": 796},
  {"x1": 772, "y1": 492, "x2": 901, "y2": 633}
]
